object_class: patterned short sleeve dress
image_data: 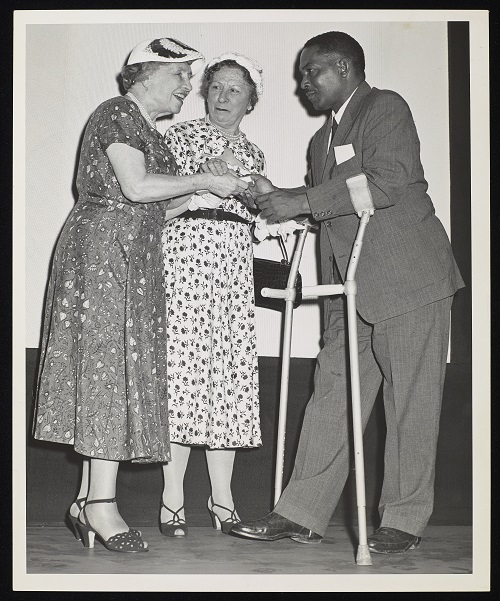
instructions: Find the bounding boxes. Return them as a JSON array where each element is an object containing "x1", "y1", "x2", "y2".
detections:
[
  {"x1": 162, "y1": 116, "x2": 263, "y2": 448},
  {"x1": 33, "y1": 96, "x2": 177, "y2": 463}
]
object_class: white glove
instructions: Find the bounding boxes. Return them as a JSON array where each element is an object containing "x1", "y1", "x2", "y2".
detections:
[
  {"x1": 188, "y1": 192, "x2": 224, "y2": 211},
  {"x1": 254, "y1": 213, "x2": 306, "y2": 242}
]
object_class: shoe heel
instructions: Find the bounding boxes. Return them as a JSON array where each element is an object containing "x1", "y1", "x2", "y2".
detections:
[
  {"x1": 207, "y1": 496, "x2": 238, "y2": 534},
  {"x1": 67, "y1": 497, "x2": 87, "y2": 542},
  {"x1": 209, "y1": 508, "x2": 222, "y2": 530},
  {"x1": 68, "y1": 515, "x2": 82, "y2": 541},
  {"x1": 78, "y1": 523, "x2": 95, "y2": 549}
]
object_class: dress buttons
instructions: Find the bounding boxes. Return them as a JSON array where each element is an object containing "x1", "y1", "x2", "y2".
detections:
[{"x1": 320, "y1": 212, "x2": 325, "y2": 216}]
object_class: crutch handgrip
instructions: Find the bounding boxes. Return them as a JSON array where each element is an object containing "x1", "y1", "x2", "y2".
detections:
[
  {"x1": 261, "y1": 287, "x2": 295, "y2": 301},
  {"x1": 345, "y1": 174, "x2": 375, "y2": 282},
  {"x1": 301, "y1": 284, "x2": 345, "y2": 298},
  {"x1": 346, "y1": 173, "x2": 375, "y2": 217}
]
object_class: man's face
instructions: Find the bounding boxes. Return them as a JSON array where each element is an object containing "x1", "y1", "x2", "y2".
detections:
[{"x1": 299, "y1": 45, "x2": 346, "y2": 112}]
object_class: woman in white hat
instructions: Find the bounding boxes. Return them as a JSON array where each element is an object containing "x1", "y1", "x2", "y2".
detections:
[
  {"x1": 33, "y1": 38, "x2": 249, "y2": 553},
  {"x1": 160, "y1": 53, "x2": 265, "y2": 536}
]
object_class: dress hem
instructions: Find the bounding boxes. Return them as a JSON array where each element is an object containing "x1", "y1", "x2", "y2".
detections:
[{"x1": 33, "y1": 435, "x2": 171, "y2": 463}]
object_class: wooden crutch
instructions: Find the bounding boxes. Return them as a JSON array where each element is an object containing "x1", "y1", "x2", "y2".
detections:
[{"x1": 262, "y1": 173, "x2": 375, "y2": 566}]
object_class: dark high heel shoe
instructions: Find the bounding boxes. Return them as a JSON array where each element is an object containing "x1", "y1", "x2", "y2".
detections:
[
  {"x1": 159, "y1": 500, "x2": 188, "y2": 537},
  {"x1": 208, "y1": 496, "x2": 239, "y2": 535},
  {"x1": 78, "y1": 498, "x2": 148, "y2": 553},
  {"x1": 67, "y1": 497, "x2": 87, "y2": 541}
]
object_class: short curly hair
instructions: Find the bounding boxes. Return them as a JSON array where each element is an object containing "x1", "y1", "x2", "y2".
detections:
[
  {"x1": 119, "y1": 62, "x2": 164, "y2": 91},
  {"x1": 199, "y1": 60, "x2": 259, "y2": 113},
  {"x1": 303, "y1": 31, "x2": 365, "y2": 75}
]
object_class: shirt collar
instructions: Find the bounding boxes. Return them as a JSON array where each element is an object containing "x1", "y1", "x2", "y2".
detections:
[{"x1": 332, "y1": 86, "x2": 358, "y2": 125}]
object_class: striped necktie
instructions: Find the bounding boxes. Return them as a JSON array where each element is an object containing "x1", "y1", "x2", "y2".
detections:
[{"x1": 328, "y1": 115, "x2": 338, "y2": 151}]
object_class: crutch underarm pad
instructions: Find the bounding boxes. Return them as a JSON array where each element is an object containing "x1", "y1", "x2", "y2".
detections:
[{"x1": 346, "y1": 173, "x2": 375, "y2": 215}]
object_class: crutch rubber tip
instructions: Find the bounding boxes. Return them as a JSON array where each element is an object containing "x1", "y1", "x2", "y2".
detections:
[{"x1": 356, "y1": 544, "x2": 372, "y2": 565}]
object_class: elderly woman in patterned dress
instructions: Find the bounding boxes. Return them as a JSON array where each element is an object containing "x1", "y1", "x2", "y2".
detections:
[
  {"x1": 33, "y1": 38, "x2": 249, "y2": 553},
  {"x1": 159, "y1": 53, "x2": 265, "y2": 536}
]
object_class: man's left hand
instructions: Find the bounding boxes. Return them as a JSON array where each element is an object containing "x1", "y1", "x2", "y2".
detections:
[{"x1": 256, "y1": 189, "x2": 310, "y2": 224}]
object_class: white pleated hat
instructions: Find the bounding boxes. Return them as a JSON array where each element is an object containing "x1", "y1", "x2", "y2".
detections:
[{"x1": 206, "y1": 53, "x2": 263, "y2": 96}]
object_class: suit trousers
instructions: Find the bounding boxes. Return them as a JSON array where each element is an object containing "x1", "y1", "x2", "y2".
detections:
[{"x1": 274, "y1": 294, "x2": 453, "y2": 537}]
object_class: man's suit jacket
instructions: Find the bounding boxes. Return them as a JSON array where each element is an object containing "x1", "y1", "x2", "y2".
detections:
[{"x1": 306, "y1": 80, "x2": 464, "y2": 324}]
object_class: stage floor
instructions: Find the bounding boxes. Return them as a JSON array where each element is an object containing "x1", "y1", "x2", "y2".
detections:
[{"x1": 25, "y1": 524, "x2": 472, "y2": 575}]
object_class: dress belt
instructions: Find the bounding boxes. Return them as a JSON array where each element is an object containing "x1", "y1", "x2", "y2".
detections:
[{"x1": 183, "y1": 208, "x2": 251, "y2": 225}]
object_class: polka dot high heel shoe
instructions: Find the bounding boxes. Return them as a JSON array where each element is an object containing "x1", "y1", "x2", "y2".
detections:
[{"x1": 78, "y1": 497, "x2": 148, "y2": 553}]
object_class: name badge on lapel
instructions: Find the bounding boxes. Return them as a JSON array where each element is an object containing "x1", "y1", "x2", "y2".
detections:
[{"x1": 334, "y1": 143, "x2": 355, "y2": 165}]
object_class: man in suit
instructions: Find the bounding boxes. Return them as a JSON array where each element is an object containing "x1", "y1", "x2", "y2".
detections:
[{"x1": 231, "y1": 31, "x2": 464, "y2": 553}]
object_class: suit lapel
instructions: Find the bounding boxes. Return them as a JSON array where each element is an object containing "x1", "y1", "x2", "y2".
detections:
[
  {"x1": 312, "y1": 117, "x2": 331, "y2": 185},
  {"x1": 320, "y1": 81, "x2": 372, "y2": 183},
  {"x1": 319, "y1": 114, "x2": 335, "y2": 180}
]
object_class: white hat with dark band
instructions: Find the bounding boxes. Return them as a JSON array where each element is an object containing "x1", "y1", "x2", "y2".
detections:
[{"x1": 127, "y1": 38, "x2": 205, "y2": 74}]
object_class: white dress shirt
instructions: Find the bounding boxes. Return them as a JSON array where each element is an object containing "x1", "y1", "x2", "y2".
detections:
[{"x1": 327, "y1": 87, "x2": 358, "y2": 148}]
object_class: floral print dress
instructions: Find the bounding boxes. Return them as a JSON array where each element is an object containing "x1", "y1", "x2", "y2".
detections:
[
  {"x1": 162, "y1": 117, "x2": 264, "y2": 448},
  {"x1": 33, "y1": 96, "x2": 176, "y2": 463}
]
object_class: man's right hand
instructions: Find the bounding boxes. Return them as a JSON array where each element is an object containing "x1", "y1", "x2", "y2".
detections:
[{"x1": 256, "y1": 189, "x2": 311, "y2": 223}]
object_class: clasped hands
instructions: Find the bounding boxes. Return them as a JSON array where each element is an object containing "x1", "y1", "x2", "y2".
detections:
[{"x1": 200, "y1": 155, "x2": 308, "y2": 223}]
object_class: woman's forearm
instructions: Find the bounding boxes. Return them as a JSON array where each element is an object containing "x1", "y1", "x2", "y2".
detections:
[
  {"x1": 124, "y1": 173, "x2": 210, "y2": 204},
  {"x1": 106, "y1": 143, "x2": 212, "y2": 204}
]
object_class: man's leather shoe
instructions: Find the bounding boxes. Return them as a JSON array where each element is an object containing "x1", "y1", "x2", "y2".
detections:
[
  {"x1": 367, "y1": 527, "x2": 421, "y2": 554},
  {"x1": 230, "y1": 511, "x2": 322, "y2": 543},
  {"x1": 290, "y1": 530, "x2": 323, "y2": 544}
]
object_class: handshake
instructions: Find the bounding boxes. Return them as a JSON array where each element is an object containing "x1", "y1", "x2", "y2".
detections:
[
  {"x1": 235, "y1": 174, "x2": 275, "y2": 209},
  {"x1": 196, "y1": 148, "x2": 310, "y2": 224},
  {"x1": 199, "y1": 152, "x2": 275, "y2": 210}
]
